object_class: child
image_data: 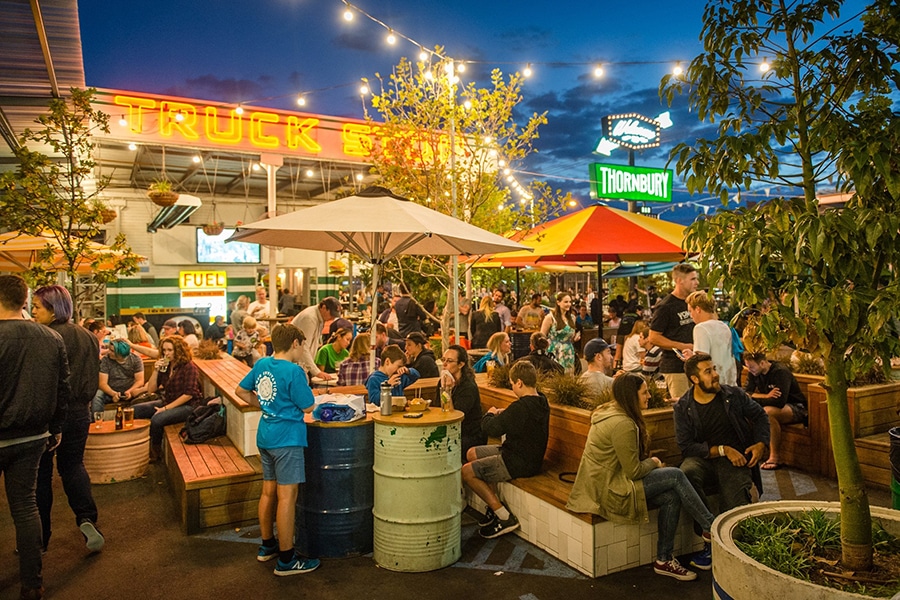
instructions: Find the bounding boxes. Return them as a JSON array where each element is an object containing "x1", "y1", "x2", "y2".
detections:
[
  {"x1": 365, "y1": 344, "x2": 420, "y2": 405},
  {"x1": 234, "y1": 324, "x2": 320, "y2": 577},
  {"x1": 462, "y1": 361, "x2": 549, "y2": 539},
  {"x1": 232, "y1": 316, "x2": 262, "y2": 366}
]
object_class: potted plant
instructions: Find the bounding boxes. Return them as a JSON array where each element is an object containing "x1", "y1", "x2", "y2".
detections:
[
  {"x1": 148, "y1": 179, "x2": 179, "y2": 207},
  {"x1": 202, "y1": 222, "x2": 224, "y2": 236},
  {"x1": 661, "y1": 0, "x2": 900, "y2": 589}
]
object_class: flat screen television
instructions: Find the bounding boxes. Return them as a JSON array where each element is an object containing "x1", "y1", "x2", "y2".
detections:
[{"x1": 196, "y1": 228, "x2": 261, "y2": 264}]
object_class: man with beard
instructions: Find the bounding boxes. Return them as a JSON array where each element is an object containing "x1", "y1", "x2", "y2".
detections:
[{"x1": 673, "y1": 352, "x2": 769, "y2": 571}]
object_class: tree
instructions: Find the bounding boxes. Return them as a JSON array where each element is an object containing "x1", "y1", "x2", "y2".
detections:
[
  {"x1": 363, "y1": 52, "x2": 571, "y2": 344},
  {"x1": 661, "y1": 0, "x2": 900, "y2": 570},
  {"x1": 0, "y1": 87, "x2": 140, "y2": 318}
]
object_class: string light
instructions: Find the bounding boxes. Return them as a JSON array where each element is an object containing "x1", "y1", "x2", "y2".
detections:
[
  {"x1": 127, "y1": 142, "x2": 137, "y2": 151},
  {"x1": 296, "y1": 95, "x2": 307, "y2": 106},
  {"x1": 174, "y1": 112, "x2": 185, "y2": 122},
  {"x1": 235, "y1": 105, "x2": 244, "y2": 115},
  {"x1": 252, "y1": 163, "x2": 261, "y2": 171},
  {"x1": 118, "y1": 115, "x2": 127, "y2": 127},
  {"x1": 522, "y1": 63, "x2": 533, "y2": 78},
  {"x1": 593, "y1": 65, "x2": 604, "y2": 78},
  {"x1": 359, "y1": 84, "x2": 369, "y2": 95},
  {"x1": 306, "y1": 169, "x2": 315, "y2": 177},
  {"x1": 672, "y1": 63, "x2": 684, "y2": 76},
  {"x1": 419, "y1": 47, "x2": 428, "y2": 61},
  {"x1": 192, "y1": 155, "x2": 202, "y2": 163},
  {"x1": 342, "y1": 6, "x2": 353, "y2": 21},
  {"x1": 386, "y1": 30, "x2": 396, "y2": 45},
  {"x1": 759, "y1": 58, "x2": 770, "y2": 72}
]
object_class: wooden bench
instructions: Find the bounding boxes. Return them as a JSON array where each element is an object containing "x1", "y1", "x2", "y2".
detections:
[
  {"x1": 194, "y1": 356, "x2": 260, "y2": 457},
  {"x1": 163, "y1": 424, "x2": 263, "y2": 534},
  {"x1": 472, "y1": 376, "x2": 701, "y2": 577}
]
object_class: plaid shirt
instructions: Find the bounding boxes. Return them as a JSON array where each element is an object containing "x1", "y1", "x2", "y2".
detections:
[
  {"x1": 159, "y1": 360, "x2": 203, "y2": 407},
  {"x1": 337, "y1": 357, "x2": 380, "y2": 387}
]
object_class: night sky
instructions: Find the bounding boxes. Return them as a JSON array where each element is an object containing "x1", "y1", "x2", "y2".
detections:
[{"x1": 75, "y1": 0, "x2": 867, "y2": 225}]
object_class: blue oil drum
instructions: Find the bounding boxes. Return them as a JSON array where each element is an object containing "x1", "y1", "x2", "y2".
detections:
[{"x1": 295, "y1": 417, "x2": 374, "y2": 558}]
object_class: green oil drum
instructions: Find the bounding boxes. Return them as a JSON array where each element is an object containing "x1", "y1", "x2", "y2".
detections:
[{"x1": 372, "y1": 409, "x2": 464, "y2": 572}]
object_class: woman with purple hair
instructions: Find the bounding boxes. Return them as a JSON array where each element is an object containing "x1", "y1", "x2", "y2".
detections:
[{"x1": 31, "y1": 285, "x2": 105, "y2": 553}]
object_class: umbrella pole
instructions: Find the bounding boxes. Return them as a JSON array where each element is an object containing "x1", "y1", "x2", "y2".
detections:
[
  {"x1": 369, "y1": 261, "x2": 379, "y2": 374},
  {"x1": 516, "y1": 267, "x2": 521, "y2": 306}
]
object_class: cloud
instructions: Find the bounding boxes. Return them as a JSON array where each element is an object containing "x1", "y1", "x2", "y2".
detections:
[
  {"x1": 332, "y1": 31, "x2": 381, "y2": 53},
  {"x1": 497, "y1": 26, "x2": 556, "y2": 53}
]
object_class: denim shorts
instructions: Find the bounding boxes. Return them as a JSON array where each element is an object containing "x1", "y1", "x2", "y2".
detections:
[
  {"x1": 259, "y1": 446, "x2": 306, "y2": 485},
  {"x1": 470, "y1": 445, "x2": 511, "y2": 483}
]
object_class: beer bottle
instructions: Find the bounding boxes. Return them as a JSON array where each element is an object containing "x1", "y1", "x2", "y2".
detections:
[{"x1": 115, "y1": 405, "x2": 124, "y2": 430}]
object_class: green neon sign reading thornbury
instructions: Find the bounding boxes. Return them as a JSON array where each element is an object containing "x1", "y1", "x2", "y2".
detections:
[{"x1": 589, "y1": 163, "x2": 673, "y2": 203}]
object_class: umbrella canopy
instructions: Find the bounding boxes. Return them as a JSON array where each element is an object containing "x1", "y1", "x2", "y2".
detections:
[
  {"x1": 474, "y1": 205, "x2": 686, "y2": 266},
  {"x1": 229, "y1": 186, "x2": 529, "y2": 262},
  {"x1": 0, "y1": 231, "x2": 141, "y2": 274}
]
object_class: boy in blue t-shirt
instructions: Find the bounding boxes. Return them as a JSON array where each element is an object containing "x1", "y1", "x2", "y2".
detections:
[
  {"x1": 365, "y1": 344, "x2": 420, "y2": 405},
  {"x1": 235, "y1": 324, "x2": 320, "y2": 577}
]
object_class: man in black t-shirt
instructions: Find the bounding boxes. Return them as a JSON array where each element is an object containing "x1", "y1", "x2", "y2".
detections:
[
  {"x1": 649, "y1": 264, "x2": 699, "y2": 399},
  {"x1": 744, "y1": 353, "x2": 807, "y2": 470}
]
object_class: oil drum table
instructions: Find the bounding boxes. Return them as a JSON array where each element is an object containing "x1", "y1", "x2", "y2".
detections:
[
  {"x1": 84, "y1": 419, "x2": 151, "y2": 484},
  {"x1": 372, "y1": 408, "x2": 464, "y2": 572}
]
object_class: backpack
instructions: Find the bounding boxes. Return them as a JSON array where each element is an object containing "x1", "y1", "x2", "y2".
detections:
[{"x1": 179, "y1": 399, "x2": 226, "y2": 444}]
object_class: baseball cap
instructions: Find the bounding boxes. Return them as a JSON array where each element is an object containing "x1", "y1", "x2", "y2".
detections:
[{"x1": 584, "y1": 337, "x2": 610, "y2": 362}]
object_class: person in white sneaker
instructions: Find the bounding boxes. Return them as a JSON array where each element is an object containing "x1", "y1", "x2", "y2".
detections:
[
  {"x1": 462, "y1": 361, "x2": 549, "y2": 539},
  {"x1": 567, "y1": 373, "x2": 715, "y2": 581}
]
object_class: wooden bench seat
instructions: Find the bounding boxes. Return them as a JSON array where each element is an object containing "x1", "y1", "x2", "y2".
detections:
[
  {"x1": 194, "y1": 356, "x2": 253, "y2": 410},
  {"x1": 855, "y1": 432, "x2": 891, "y2": 489},
  {"x1": 163, "y1": 423, "x2": 263, "y2": 534}
]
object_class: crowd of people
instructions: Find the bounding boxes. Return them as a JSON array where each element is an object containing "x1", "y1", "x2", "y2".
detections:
[{"x1": 0, "y1": 266, "x2": 816, "y2": 593}]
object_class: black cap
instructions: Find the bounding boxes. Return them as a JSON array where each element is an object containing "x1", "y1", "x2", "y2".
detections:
[{"x1": 584, "y1": 337, "x2": 610, "y2": 362}]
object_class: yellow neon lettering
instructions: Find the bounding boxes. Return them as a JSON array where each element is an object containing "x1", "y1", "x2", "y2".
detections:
[
  {"x1": 204, "y1": 107, "x2": 242, "y2": 144},
  {"x1": 342, "y1": 123, "x2": 372, "y2": 157},
  {"x1": 285, "y1": 117, "x2": 321, "y2": 153},
  {"x1": 250, "y1": 112, "x2": 279, "y2": 148},
  {"x1": 113, "y1": 95, "x2": 156, "y2": 133},
  {"x1": 160, "y1": 102, "x2": 199, "y2": 139}
]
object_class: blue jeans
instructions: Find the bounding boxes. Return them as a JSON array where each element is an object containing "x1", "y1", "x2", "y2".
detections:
[
  {"x1": 91, "y1": 390, "x2": 114, "y2": 415},
  {"x1": 36, "y1": 404, "x2": 98, "y2": 549},
  {"x1": 642, "y1": 467, "x2": 714, "y2": 561},
  {"x1": 132, "y1": 399, "x2": 194, "y2": 446},
  {"x1": 680, "y1": 455, "x2": 753, "y2": 514},
  {"x1": 1, "y1": 438, "x2": 47, "y2": 589}
]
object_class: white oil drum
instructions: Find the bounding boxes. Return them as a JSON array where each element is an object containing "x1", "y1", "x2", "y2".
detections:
[{"x1": 372, "y1": 409, "x2": 464, "y2": 572}]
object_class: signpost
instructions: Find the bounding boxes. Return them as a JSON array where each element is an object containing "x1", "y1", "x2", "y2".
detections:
[{"x1": 588, "y1": 163, "x2": 673, "y2": 203}]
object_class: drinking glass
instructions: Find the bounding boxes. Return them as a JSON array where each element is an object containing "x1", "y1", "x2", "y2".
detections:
[
  {"x1": 123, "y1": 407, "x2": 135, "y2": 428},
  {"x1": 93, "y1": 411, "x2": 104, "y2": 429}
]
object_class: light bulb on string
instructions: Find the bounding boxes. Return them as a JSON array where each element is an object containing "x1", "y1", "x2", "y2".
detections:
[
  {"x1": 192, "y1": 155, "x2": 201, "y2": 164},
  {"x1": 672, "y1": 63, "x2": 684, "y2": 76},
  {"x1": 118, "y1": 115, "x2": 127, "y2": 127},
  {"x1": 419, "y1": 47, "x2": 428, "y2": 61},
  {"x1": 342, "y1": 7, "x2": 353, "y2": 21},
  {"x1": 305, "y1": 169, "x2": 314, "y2": 177},
  {"x1": 456, "y1": 63, "x2": 466, "y2": 73},
  {"x1": 759, "y1": 58, "x2": 770, "y2": 72},
  {"x1": 462, "y1": 99, "x2": 472, "y2": 110},
  {"x1": 386, "y1": 30, "x2": 396, "y2": 45},
  {"x1": 296, "y1": 95, "x2": 306, "y2": 107},
  {"x1": 523, "y1": 63, "x2": 533, "y2": 78},
  {"x1": 593, "y1": 65, "x2": 604, "y2": 78},
  {"x1": 235, "y1": 105, "x2": 244, "y2": 115},
  {"x1": 127, "y1": 142, "x2": 137, "y2": 151},
  {"x1": 174, "y1": 112, "x2": 185, "y2": 122},
  {"x1": 359, "y1": 84, "x2": 369, "y2": 95},
  {"x1": 424, "y1": 70, "x2": 434, "y2": 81},
  {"x1": 252, "y1": 163, "x2": 261, "y2": 172}
]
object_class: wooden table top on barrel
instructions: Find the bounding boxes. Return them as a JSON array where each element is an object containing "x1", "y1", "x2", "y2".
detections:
[
  {"x1": 88, "y1": 419, "x2": 151, "y2": 435},
  {"x1": 304, "y1": 412, "x2": 373, "y2": 428},
  {"x1": 371, "y1": 407, "x2": 463, "y2": 426}
]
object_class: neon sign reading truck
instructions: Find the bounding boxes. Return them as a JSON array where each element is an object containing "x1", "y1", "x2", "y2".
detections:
[{"x1": 588, "y1": 163, "x2": 673, "y2": 203}]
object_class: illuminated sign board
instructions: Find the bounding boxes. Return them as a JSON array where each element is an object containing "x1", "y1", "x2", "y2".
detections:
[
  {"x1": 589, "y1": 163, "x2": 673, "y2": 203},
  {"x1": 601, "y1": 113, "x2": 661, "y2": 150},
  {"x1": 180, "y1": 271, "x2": 228, "y2": 290},
  {"x1": 93, "y1": 90, "x2": 374, "y2": 162}
]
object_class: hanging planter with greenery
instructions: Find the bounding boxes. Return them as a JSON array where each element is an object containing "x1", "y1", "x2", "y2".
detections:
[{"x1": 148, "y1": 179, "x2": 179, "y2": 207}]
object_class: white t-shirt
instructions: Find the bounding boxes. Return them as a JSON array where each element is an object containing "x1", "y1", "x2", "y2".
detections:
[
  {"x1": 621, "y1": 334, "x2": 644, "y2": 372},
  {"x1": 693, "y1": 320, "x2": 736, "y2": 386},
  {"x1": 247, "y1": 300, "x2": 271, "y2": 319}
]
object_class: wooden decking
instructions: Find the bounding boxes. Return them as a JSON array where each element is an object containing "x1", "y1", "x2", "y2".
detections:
[{"x1": 164, "y1": 423, "x2": 263, "y2": 534}]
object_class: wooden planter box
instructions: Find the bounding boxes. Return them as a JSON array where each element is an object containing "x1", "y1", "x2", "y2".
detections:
[{"x1": 476, "y1": 375, "x2": 680, "y2": 473}]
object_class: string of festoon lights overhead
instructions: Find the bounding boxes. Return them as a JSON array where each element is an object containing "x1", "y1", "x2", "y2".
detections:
[{"x1": 218, "y1": 1, "x2": 775, "y2": 213}]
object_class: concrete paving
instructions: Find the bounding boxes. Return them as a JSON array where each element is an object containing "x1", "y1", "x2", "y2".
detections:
[{"x1": 0, "y1": 462, "x2": 892, "y2": 600}]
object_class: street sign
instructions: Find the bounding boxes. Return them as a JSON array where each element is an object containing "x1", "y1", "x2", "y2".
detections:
[{"x1": 589, "y1": 163, "x2": 673, "y2": 203}]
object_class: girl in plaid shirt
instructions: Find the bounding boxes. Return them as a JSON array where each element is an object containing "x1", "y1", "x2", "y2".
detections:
[{"x1": 337, "y1": 333, "x2": 380, "y2": 386}]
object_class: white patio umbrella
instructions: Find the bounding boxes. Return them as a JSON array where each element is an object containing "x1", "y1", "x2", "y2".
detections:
[{"x1": 229, "y1": 186, "x2": 531, "y2": 367}]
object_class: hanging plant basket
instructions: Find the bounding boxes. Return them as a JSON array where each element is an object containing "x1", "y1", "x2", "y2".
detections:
[
  {"x1": 99, "y1": 208, "x2": 118, "y2": 224},
  {"x1": 202, "y1": 222, "x2": 225, "y2": 236},
  {"x1": 148, "y1": 190, "x2": 179, "y2": 207}
]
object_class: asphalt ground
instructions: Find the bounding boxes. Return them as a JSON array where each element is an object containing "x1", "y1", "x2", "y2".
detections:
[{"x1": 0, "y1": 462, "x2": 892, "y2": 600}]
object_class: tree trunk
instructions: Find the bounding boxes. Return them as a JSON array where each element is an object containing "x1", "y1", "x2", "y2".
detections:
[{"x1": 824, "y1": 350, "x2": 873, "y2": 570}]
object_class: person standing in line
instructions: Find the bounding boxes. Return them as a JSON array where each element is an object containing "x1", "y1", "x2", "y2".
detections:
[
  {"x1": 0, "y1": 275, "x2": 69, "y2": 600},
  {"x1": 131, "y1": 311, "x2": 159, "y2": 346},
  {"x1": 31, "y1": 285, "x2": 105, "y2": 554},
  {"x1": 685, "y1": 290, "x2": 737, "y2": 386},
  {"x1": 567, "y1": 373, "x2": 715, "y2": 581},
  {"x1": 541, "y1": 292, "x2": 580, "y2": 374},
  {"x1": 235, "y1": 324, "x2": 320, "y2": 576},
  {"x1": 648, "y1": 264, "x2": 699, "y2": 399}
]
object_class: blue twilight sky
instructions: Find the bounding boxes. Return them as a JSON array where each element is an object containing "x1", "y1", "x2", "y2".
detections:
[{"x1": 75, "y1": 0, "x2": 866, "y2": 225}]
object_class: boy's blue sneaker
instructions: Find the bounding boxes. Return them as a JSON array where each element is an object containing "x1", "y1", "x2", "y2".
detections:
[
  {"x1": 257, "y1": 542, "x2": 279, "y2": 562},
  {"x1": 689, "y1": 542, "x2": 712, "y2": 571},
  {"x1": 274, "y1": 556, "x2": 321, "y2": 576}
]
